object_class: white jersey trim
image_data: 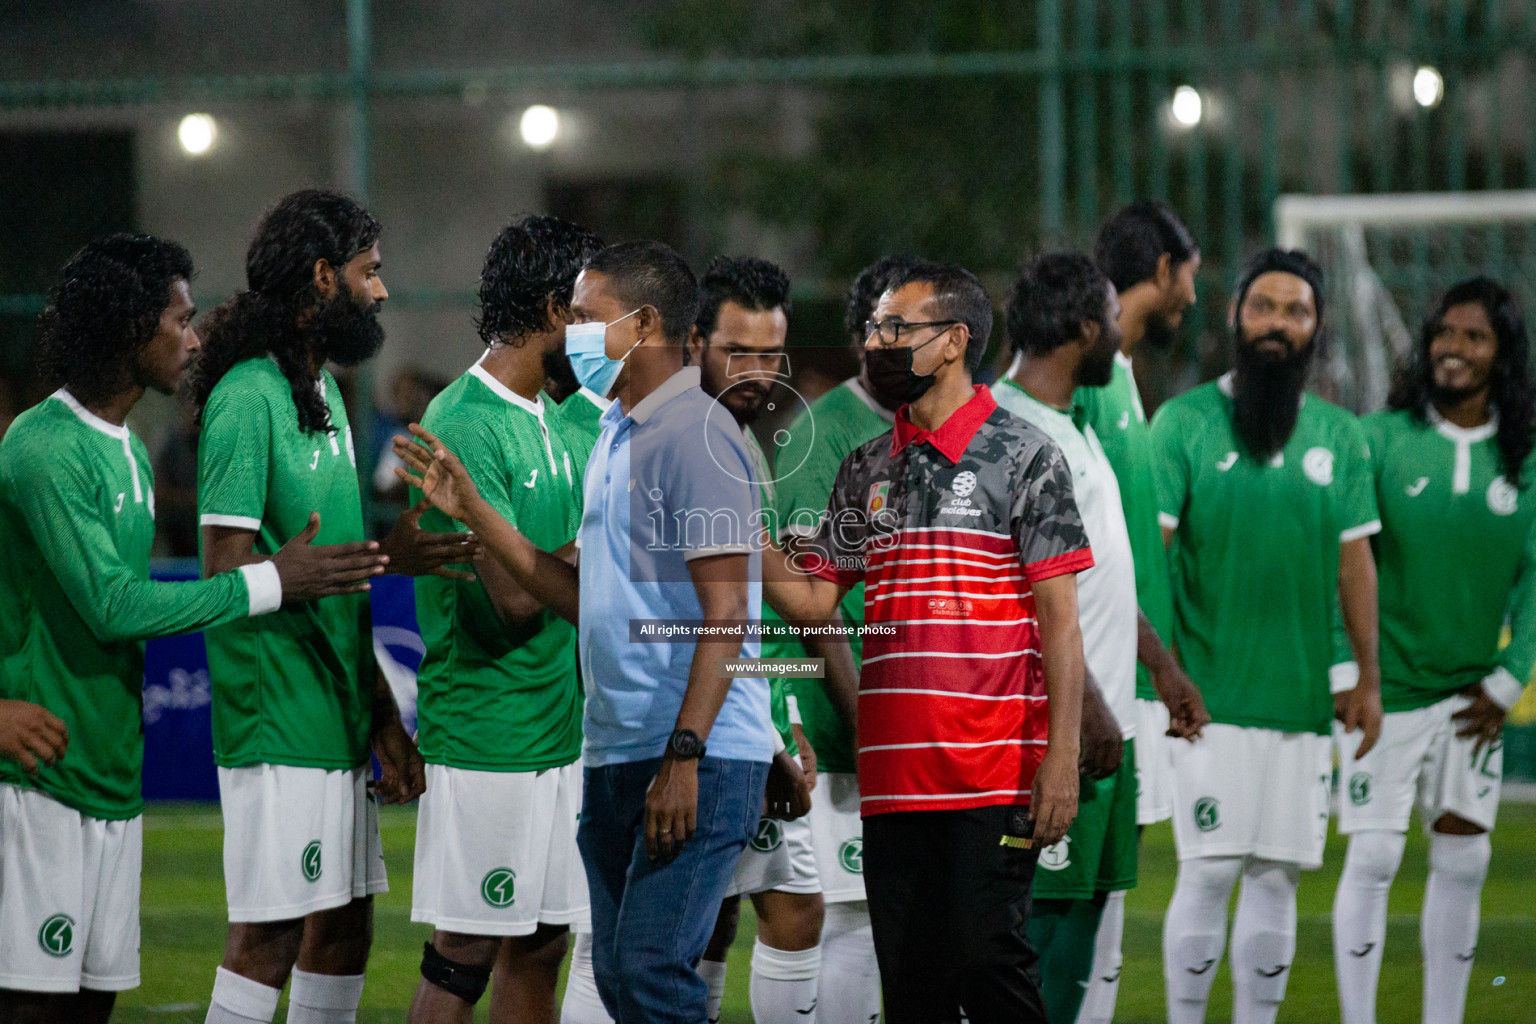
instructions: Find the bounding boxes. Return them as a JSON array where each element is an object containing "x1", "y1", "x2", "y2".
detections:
[
  {"x1": 862, "y1": 688, "x2": 1046, "y2": 702},
  {"x1": 200, "y1": 513, "x2": 263, "y2": 531},
  {"x1": 862, "y1": 648, "x2": 1038, "y2": 665},
  {"x1": 861, "y1": 788, "x2": 1031, "y2": 804},
  {"x1": 861, "y1": 739, "x2": 1045, "y2": 752},
  {"x1": 1340, "y1": 520, "x2": 1382, "y2": 542},
  {"x1": 239, "y1": 562, "x2": 283, "y2": 616},
  {"x1": 1158, "y1": 512, "x2": 1180, "y2": 530}
]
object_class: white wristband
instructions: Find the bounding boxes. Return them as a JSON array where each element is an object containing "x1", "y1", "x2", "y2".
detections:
[
  {"x1": 1481, "y1": 667, "x2": 1526, "y2": 711},
  {"x1": 1329, "y1": 661, "x2": 1360, "y2": 695},
  {"x1": 771, "y1": 725, "x2": 787, "y2": 755},
  {"x1": 239, "y1": 561, "x2": 283, "y2": 616},
  {"x1": 787, "y1": 694, "x2": 803, "y2": 727}
]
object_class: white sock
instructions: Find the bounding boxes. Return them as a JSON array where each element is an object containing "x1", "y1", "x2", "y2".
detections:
[
  {"x1": 1230, "y1": 859, "x2": 1299, "y2": 1024},
  {"x1": 699, "y1": 958, "x2": 729, "y2": 1024},
  {"x1": 561, "y1": 932, "x2": 615, "y2": 1024},
  {"x1": 819, "y1": 901, "x2": 881, "y2": 1024},
  {"x1": 1163, "y1": 855, "x2": 1243, "y2": 1024},
  {"x1": 206, "y1": 966, "x2": 282, "y2": 1024},
  {"x1": 1076, "y1": 889, "x2": 1125, "y2": 1024},
  {"x1": 750, "y1": 939, "x2": 821, "y2": 1024},
  {"x1": 285, "y1": 968, "x2": 365, "y2": 1024},
  {"x1": 1333, "y1": 830, "x2": 1406, "y2": 1024},
  {"x1": 1422, "y1": 831, "x2": 1490, "y2": 1024}
]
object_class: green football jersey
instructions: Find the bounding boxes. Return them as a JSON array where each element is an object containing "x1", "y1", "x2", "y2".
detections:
[
  {"x1": 1075, "y1": 352, "x2": 1172, "y2": 701},
  {"x1": 411, "y1": 365, "x2": 584, "y2": 771},
  {"x1": 1151, "y1": 374, "x2": 1379, "y2": 735},
  {"x1": 742, "y1": 425, "x2": 796, "y2": 755},
  {"x1": 550, "y1": 386, "x2": 608, "y2": 492},
  {"x1": 769, "y1": 378, "x2": 895, "y2": 773},
  {"x1": 0, "y1": 391, "x2": 265, "y2": 819},
  {"x1": 1366, "y1": 408, "x2": 1536, "y2": 712},
  {"x1": 198, "y1": 358, "x2": 373, "y2": 770}
]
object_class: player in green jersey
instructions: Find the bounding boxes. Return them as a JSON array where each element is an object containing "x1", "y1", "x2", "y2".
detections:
[
  {"x1": 191, "y1": 191, "x2": 468, "y2": 1024},
  {"x1": 543, "y1": 307, "x2": 609, "y2": 487},
  {"x1": 1332, "y1": 278, "x2": 1536, "y2": 1024},
  {"x1": 1153, "y1": 249, "x2": 1382, "y2": 1024},
  {"x1": 404, "y1": 214, "x2": 602, "y2": 1024},
  {"x1": 0, "y1": 235, "x2": 385, "y2": 1024},
  {"x1": 1073, "y1": 201, "x2": 1207, "y2": 1024}
]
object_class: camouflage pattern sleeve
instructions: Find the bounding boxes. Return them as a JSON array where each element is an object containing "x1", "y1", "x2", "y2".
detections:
[
  {"x1": 799, "y1": 444, "x2": 874, "y2": 586},
  {"x1": 1009, "y1": 439, "x2": 1094, "y2": 582}
]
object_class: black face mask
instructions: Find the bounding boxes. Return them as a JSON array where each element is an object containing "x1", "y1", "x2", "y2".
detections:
[{"x1": 866, "y1": 330, "x2": 946, "y2": 408}]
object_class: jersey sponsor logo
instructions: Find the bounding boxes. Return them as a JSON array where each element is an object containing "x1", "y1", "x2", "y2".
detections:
[
  {"x1": 951, "y1": 470, "x2": 978, "y2": 497},
  {"x1": 1302, "y1": 447, "x2": 1335, "y2": 486},
  {"x1": 867, "y1": 481, "x2": 890, "y2": 515},
  {"x1": 838, "y1": 838, "x2": 863, "y2": 874},
  {"x1": 1487, "y1": 476, "x2": 1518, "y2": 515},
  {"x1": 940, "y1": 496, "x2": 984, "y2": 518},
  {"x1": 750, "y1": 818, "x2": 783, "y2": 853},
  {"x1": 37, "y1": 913, "x2": 74, "y2": 957},
  {"x1": 345, "y1": 426, "x2": 357, "y2": 467},
  {"x1": 1038, "y1": 835, "x2": 1071, "y2": 871},
  {"x1": 1216, "y1": 452, "x2": 1238, "y2": 472},
  {"x1": 1405, "y1": 476, "x2": 1429, "y2": 497},
  {"x1": 301, "y1": 840, "x2": 323, "y2": 882},
  {"x1": 926, "y1": 597, "x2": 973, "y2": 617},
  {"x1": 525, "y1": 469, "x2": 539, "y2": 488},
  {"x1": 1349, "y1": 772, "x2": 1372, "y2": 806},
  {"x1": 481, "y1": 867, "x2": 517, "y2": 908},
  {"x1": 1193, "y1": 797, "x2": 1221, "y2": 832},
  {"x1": 114, "y1": 492, "x2": 125, "y2": 513}
]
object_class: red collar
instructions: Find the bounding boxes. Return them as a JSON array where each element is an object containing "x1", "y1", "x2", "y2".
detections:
[{"x1": 890, "y1": 385, "x2": 998, "y2": 464}]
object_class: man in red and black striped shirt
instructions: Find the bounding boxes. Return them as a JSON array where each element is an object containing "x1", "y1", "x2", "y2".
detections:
[{"x1": 765, "y1": 262, "x2": 1090, "y2": 1024}]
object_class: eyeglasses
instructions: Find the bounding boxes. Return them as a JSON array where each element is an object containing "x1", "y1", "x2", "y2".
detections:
[{"x1": 864, "y1": 318, "x2": 960, "y2": 347}]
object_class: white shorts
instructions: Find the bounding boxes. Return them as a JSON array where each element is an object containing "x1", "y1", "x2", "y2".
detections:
[
  {"x1": 218, "y1": 764, "x2": 387, "y2": 923},
  {"x1": 1170, "y1": 723, "x2": 1332, "y2": 868},
  {"x1": 806, "y1": 772, "x2": 866, "y2": 902},
  {"x1": 725, "y1": 812, "x2": 820, "y2": 898},
  {"x1": 1335, "y1": 695, "x2": 1502, "y2": 835},
  {"x1": 0, "y1": 785, "x2": 141, "y2": 993},
  {"x1": 412, "y1": 761, "x2": 589, "y2": 936},
  {"x1": 1134, "y1": 699, "x2": 1175, "y2": 825}
]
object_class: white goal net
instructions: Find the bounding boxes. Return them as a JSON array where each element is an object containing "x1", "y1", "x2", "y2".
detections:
[{"x1": 1275, "y1": 190, "x2": 1536, "y2": 413}]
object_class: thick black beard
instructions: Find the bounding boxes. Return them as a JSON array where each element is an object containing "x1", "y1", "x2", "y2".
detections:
[
  {"x1": 543, "y1": 346, "x2": 581, "y2": 403},
  {"x1": 314, "y1": 285, "x2": 385, "y2": 367},
  {"x1": 1143, "y1": 311, "x2": 1177, "y2": 352},
  {"x1": 1231, "y1": 328, "x2": 1315, "y2": 460}
]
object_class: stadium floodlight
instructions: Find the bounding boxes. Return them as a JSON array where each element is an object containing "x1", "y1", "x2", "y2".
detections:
[
  {"x1": 1413, "y1": 66, "x2": 1444, "y2": 108},
  {"x1": 178, "y1": 113, "x2": 216, "y2": 155},
  {"x1": 519, "y1": 105, "x2": 559, "y2": 149},
  {"x1": 1171, "y1": 85, "x2": 1203, "y2": 128}
]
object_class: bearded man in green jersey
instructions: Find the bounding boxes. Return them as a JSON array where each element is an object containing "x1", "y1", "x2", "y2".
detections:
[
  {"x1": 0, "y1": 235, "x2": 386, "y2": 1024},
  {"x1": 403, "y1": 214, "x2": 602, "y2": 1024},
  {"x1": 191, "y1": 191, "x2": 469, "y2": 1024},
  {"x1": 1332, "y1": 277, "x2": 1536, "y2": 1024},
  {"x1": 1152, "y1": 249, "x2": 1383, "y2": 1024}
]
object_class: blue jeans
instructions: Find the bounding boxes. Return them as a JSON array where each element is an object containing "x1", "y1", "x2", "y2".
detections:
[{"x1": 578, "y1": 756, "x2": 769, "y2": 1024}]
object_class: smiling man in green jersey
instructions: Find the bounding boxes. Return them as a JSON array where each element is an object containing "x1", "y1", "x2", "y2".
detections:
[
  {"x1": 1332, "y1": 277, "x2": 1536, "y2": 1024},
  {"x1": 192, "y1": 191, "x2": 468, "y2": 1024},
  {"x1": 1153, "y1": 249, "x2": 1382, "y2": 1024},
  {"x1": 0, "y1": 235, "x2": 385, "y2": 1024},
  {"x1": 403, "y1": 214, "x2": 601, "y2": 1024}
]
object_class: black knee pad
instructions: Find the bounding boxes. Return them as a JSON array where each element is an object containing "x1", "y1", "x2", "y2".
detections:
[{"x1": 420, "y1": 940, "x2": 492, "y2": 1004}]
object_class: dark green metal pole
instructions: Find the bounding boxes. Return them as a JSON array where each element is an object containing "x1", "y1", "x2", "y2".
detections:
[
  {"x1": 346, "y1": 0, "x2": 377, "y2": 532},
  {"x1": 1039, "y1": 0, "x2": 1065, "y2": 240}
]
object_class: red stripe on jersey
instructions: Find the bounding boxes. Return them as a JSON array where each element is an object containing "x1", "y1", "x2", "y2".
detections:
[{"x1": 1023, "y1": 547, "x2": 1094, "y2": 582}]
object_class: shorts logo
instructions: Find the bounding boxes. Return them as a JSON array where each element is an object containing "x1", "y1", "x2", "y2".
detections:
[
  {"x1": 1349, "y1": 772, "x2": 1372, "y2": 806},
  {"x1": 867, "y1": 481, "x2": 890, "y2": 515},
  {"x1": 1193, "y1": 797, "x2": 1221, "y2": 832},
  {"x1": 301, "y1": 840, "x2": 322, "y2": 882},
  {"x1": 481, "y1": 868, "x2": 517, "y2": 908},
  {"x1": 751, "y1": 819, "x2": 783, "y2": 853},
  {"x1": 1039, "y1": 836, "x2": 1071, "y2": 871},
  {"x1": 1488, "y1": 476, "x2": 1518, "y2": 516},
  {"x1": 951, "y1": 470, "x2": 978, "y2": 498},
  {"x1": 838, "y1": 838, "x2": 863, "y2": 874},
  {"x1": 1303, "y1": 447, "x2": 1335, "y2": 486},
  {"x1": 38, "y1": 913, "x2": 74, "y2": 958}
]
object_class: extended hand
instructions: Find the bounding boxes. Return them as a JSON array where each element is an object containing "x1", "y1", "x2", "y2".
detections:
[
  {"x1": 371, "y1": 720, "x2": 426, "y2": 805},
  {"x1": 392, "y1": 423, "x2": 484, "y2": 526},
  {"x1": 765, "y1": 748, "x2": 812, "y2": 820},
  {"x1": 271, "y1": 512, "x2": 389, "y2": 601},
  {"x1": 1452, "y1": 684, "x2": 1507, "y2": 758},
  {"x1": 380, "y1": 497, "x2": 480, "y2": 580},
  {"x1": 0, "y1": 700, "x2": 68, "y2": 774},
  {"x1": 645, "y1": 755, "x2": 698, "y2": 861},
  {"x1": 1335, "y1": 683, "x2": 1384, "y2": 759},
  {"x1": 1153, "y1": 660, "x2": 1211, "y2": 741},
  {"x1": 1030, "y1": 745, "x2": 1079, "y2": 848}
]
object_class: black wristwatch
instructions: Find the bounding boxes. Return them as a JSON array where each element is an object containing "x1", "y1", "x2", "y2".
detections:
[{"x1": 667, "y1": 728, "x2": 707, "y2": 760}]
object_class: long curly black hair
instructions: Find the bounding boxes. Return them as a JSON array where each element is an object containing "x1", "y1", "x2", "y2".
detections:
[
  {"x1": 1388, "y1": 276, "x2": 1535, "y2": 487},
  {"x1": 190, "y1": 189, "x2": 380, "y2": 434},
  {"x1": 475, "y1": 214, "x2": 604, "y2": 348},
  {"x1": 35, "y1": 233, "x2": 194, "y2": 407}
]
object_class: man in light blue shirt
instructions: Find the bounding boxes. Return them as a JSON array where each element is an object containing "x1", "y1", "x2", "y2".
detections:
[{"x1": 392, "y1": 241, "x2": 776, "y2": 1024}]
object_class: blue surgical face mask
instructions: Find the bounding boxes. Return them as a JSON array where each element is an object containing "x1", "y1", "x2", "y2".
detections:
[{"x1": 564, "y1": 308, "x2": 643, "y2": 399}]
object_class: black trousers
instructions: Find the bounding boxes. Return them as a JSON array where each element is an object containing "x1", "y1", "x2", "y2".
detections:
[{"x1": 864, "y1": 805, "x2": 1047, "y2": 1024}]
